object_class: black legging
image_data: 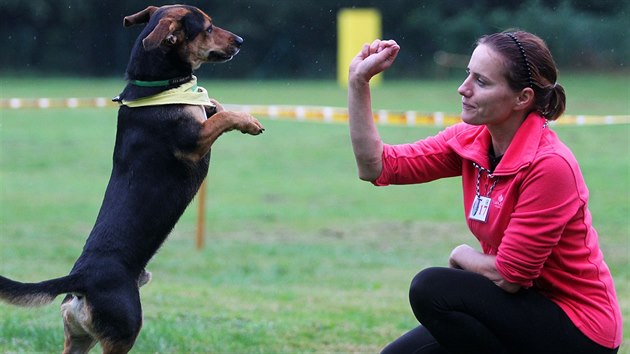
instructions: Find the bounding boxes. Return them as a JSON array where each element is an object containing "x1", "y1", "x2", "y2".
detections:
[{"x1": 381, "y1": 267, "x2": 619, "y2": 354}]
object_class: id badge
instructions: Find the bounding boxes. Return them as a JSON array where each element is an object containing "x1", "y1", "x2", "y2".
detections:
[{"x1": 469, "y1": 196, "x2": 491, "y2": 222}]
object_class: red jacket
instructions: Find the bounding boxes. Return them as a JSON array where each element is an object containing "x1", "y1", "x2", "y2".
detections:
[{"x1": 374, "y1": 113, "x2": 622, "y2": 348}]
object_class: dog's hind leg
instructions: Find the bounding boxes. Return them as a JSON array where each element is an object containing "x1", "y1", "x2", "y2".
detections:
[
  {"x1": 61, "y1": 294, "x2": 98, "y2": 354},
  {"x1": 63, "y1": 330, "x2": 97, "y2": 354},
  {"x1": 91, "y1": 286, "x2": 143, "y2": 354},
  {"x1": 99, "y1": 340, "x2": 136, "y2": 354}
]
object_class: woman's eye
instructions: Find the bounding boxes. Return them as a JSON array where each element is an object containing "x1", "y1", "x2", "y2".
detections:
[{"x1": 206, "y1": 26, "x2": 213, "y2": 33}]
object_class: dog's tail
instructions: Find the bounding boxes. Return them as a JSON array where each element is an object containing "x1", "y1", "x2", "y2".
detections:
[{"x1": 0, "y1": 274, "x2": 83, "y2": 307}]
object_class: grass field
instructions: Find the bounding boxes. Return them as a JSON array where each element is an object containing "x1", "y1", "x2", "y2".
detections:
[{"x1": 1, "y1": 75, "x2": 628, "y2": 353}]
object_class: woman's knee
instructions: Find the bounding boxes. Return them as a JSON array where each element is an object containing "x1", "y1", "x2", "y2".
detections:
[
  {"x1": 408, "y1": 267, "x2": 465, "y2": 321},
  {"x1": 380, "y1": 326, "x2": 447, "y2": 354},
  {"x1": 409, "y1": 267, "x2": 450, "y2": 302}
]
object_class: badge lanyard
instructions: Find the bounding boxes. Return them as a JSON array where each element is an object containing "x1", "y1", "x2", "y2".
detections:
[{"x1": 469, "y1": 162, "x2": 499, "y2": 223}]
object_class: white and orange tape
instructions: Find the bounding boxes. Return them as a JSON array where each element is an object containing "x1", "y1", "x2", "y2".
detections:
[{"x1": 2, "y1": 98, "x2": 629, "y2": 126}]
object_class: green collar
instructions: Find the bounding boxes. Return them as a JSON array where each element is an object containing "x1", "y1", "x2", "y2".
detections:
[{"x1": 128, "y1": 75, "x2": 193, "y2": 87}]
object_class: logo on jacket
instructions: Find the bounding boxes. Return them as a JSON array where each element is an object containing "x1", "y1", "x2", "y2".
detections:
[{"x1": 494, "y1": 194, "x2": 504, "y2": 209}]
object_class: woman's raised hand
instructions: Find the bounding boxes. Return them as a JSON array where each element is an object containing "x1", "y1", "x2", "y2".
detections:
[{"x1": 349, "y1": 39, "x2": 400, "y2": 84}]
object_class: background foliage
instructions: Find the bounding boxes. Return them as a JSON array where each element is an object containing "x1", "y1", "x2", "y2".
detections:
[{"x1": 1, "y1": 0, "x2": 629, "y2": 79}]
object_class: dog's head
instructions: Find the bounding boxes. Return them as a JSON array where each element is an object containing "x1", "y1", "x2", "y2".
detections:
[{"x1": 123, "y1": 5, "x2": 243, "y2": 69}]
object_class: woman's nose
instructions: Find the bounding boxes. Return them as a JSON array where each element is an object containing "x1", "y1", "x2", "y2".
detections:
[{"x1": 458, "y1": 78, "x2": 471, "y2": 97}]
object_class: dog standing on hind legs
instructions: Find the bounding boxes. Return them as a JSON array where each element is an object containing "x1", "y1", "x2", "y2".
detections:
[{"x1": 0, "y1": 5, "x2": 264, "y2": 353}]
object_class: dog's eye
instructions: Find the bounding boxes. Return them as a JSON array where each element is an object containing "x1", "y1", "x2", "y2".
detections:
[{"x1": 206, "y1": 26, "x2": 213, "y2": 34}]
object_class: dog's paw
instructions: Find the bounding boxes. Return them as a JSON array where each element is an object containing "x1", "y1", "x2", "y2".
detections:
[
  {"x1": 138, "y1": 269, "x2": 152, "y2": 287},
  {"x1": 204, "y1": 105, "x2": 218, "y2": 118},
  {"x1": 209, "y1": 99, "x2": 225, "y2": 113},
  {"x1": 236, "y1": 114, "x2": 265, "y2": 135}
]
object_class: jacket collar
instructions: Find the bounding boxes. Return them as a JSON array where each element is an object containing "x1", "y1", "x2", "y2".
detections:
[{"x1": 448, "y1": 112, "x2": 547, "y2": 175}]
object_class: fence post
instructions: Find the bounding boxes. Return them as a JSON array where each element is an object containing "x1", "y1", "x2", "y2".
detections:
[{"x1": 196, "y1": 179, "x2": 207, "y2": 250}]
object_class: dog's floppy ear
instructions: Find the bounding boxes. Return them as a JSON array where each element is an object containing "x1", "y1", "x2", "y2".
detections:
[
  {"x1": 123, "y1": 6, "x2": 159, "y2": 27},
  {"x1": 182, "y1": 11, "x2": 206, "y2": 40},
  {"x1": 142, "y1": 18, "x2": 177, "y2": 50}
]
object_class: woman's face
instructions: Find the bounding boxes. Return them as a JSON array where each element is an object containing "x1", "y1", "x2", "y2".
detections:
[{"x1": 458, "y1": 44, "x2": 521, "y2": 127}]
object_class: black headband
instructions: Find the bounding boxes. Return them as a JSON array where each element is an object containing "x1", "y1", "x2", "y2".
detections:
[{"x1": 506, "y1": 32, "x2": 534, "y2": 88}]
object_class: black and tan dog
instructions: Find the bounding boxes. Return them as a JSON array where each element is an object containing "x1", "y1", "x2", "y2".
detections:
[{"x1": 0, "y1": 5, "x2": 263, "y2": 354}]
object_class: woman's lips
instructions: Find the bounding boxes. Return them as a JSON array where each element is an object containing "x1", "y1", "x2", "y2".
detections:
[{"x1": 462, "y1": 100, "x2": 475, "y2": 110}]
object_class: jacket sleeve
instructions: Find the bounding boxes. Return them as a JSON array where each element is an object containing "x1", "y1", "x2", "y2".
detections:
[
  {"x1": 374, "y1": 124, "x2": 465, "y2": 186},
  {"x1": 495, "y1": 154, "x2": 583, "y2": 287}
]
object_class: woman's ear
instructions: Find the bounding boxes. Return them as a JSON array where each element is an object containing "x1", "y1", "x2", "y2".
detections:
[{"x1": 515, "y1": 87, "x2": 535, "y2": 111}]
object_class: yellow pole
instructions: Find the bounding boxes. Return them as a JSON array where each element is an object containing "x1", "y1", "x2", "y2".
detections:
[
  {"x1": 337, "y1": 8, "x2": 382, "y2": 87},
  {"x1": 196, "y1": 179, "x2": 207, "y2": 250}
]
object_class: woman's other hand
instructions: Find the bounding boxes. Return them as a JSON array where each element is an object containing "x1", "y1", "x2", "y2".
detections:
[{"x1": 449, "y1": 244, "x2": 521, "y2": 293}]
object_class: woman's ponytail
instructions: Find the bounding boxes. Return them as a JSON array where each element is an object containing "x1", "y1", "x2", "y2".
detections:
[{"x1": 540, "y1": 82, "x2": 566, "y2": 121}]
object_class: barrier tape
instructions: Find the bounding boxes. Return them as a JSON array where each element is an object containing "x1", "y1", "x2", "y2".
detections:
[{"x1": 2, "y1": 97, "x2": 629, "y2": 126}]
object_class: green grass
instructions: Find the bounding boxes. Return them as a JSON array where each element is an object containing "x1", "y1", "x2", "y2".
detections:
[{"x1": 0, "y1": 76, "x2": 628, "y2": 353}]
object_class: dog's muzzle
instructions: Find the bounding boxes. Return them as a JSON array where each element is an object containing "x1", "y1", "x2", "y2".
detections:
[{"x1": 208, "y1": 36, "x2": 243, "y2": 63}]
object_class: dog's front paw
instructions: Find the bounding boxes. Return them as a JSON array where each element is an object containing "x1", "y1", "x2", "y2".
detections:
[
  {"x1": 235, "y1": 113, "x2": 265, "y2": 135},
  {"x1": 207, "y1": 99, "x2": 224, "y2": 117},
  {"x1": 138, "y1": 269, "x2": 152, "y2": 287}
]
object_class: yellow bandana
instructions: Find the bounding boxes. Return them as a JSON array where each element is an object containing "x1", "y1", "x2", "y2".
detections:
[{"x1": 119, "y1": 76, "x2": 214, "y2": 108}]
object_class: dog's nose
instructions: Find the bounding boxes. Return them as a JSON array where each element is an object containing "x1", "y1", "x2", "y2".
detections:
[{"x1": 233, "y1": 35, "x2": 244, "y2": 47}]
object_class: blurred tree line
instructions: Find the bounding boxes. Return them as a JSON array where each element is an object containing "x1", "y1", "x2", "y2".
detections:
[{"x1": 1, "y1": 0, "x2": 628, "y2": 79}]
